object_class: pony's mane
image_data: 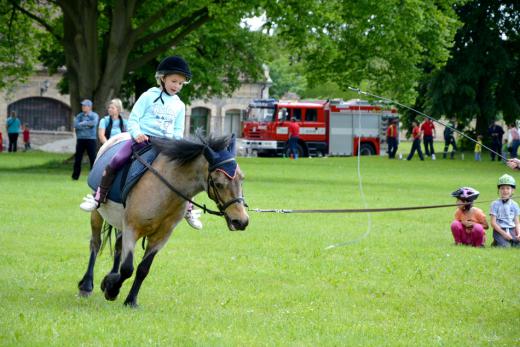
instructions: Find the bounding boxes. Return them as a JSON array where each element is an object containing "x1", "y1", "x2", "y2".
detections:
[{"x1": 151, "y1": 132, "x2": 231, "y2": 165}]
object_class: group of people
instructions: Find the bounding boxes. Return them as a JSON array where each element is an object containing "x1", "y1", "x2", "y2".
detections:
[
  {"x1": 3, "y1": 111, "x2": 31, "y2": 152},
  {"x1": 73, "y1": 56, "x2": 203, "y2": 230},
  {"x1": 389, "y1": 118, "x2": 520, "y2": 162},
  {"x1": 386, "y1": 118, "x2": 453, "y2": 160},
  {"x1": 450, "y1": 173, "x2": 520, "y2": 248}
]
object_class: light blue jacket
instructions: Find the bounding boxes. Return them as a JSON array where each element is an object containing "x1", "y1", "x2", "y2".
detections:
[
  {"x1": 74, "y1": 111, "x2": 99, "y2": 139},
  {"x1": 127, "y1": 87, "x2": 185, "y2": 140},
  {"x1": 6, "y1": 117, "x2": 21, "y2": 134}
]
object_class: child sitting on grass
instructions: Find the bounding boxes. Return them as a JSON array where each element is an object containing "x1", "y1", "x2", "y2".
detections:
[
  {"x1": 490, "y1": 174, "x2": 520, "y2": 247},
  {"x1": 450, "y1": 187, "x2": 488, "y2": 247}
]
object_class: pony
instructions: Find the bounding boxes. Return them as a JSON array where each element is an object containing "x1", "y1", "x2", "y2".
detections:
[{"x1": 77, "y1": 132, "x2": 249, "y2": 307}]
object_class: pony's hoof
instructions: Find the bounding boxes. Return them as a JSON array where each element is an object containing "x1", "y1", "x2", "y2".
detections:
[
  {"x1": 124, "y1": 299, "x2": 139, "y2": 308},
  {"x1": 101, "y1": 273, "x2": 121, "y2": 301},
  {"x1": 78, "y1": 289, "x2": 92, "y2": 297},
  {"x1": 78, "y1": 278, "x2": 93, "y2": 293}
]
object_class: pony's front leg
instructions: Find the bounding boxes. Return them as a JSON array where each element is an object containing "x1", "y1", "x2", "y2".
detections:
[
  {"x1": 78, "y1": 210, "x2": 103, "y2": 297},
  {"x1": 123, "y1": 226, "x2": 175, "y2": 307},
  {"x1": 101, "y1": 228, "x2": 137, "y2": 301}
]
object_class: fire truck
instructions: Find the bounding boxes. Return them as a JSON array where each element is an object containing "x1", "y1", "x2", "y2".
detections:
[{"x1": 240, "y1": 98, "x2": 399, "y2": 157}]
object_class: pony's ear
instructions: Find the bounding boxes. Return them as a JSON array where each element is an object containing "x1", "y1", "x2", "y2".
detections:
[
  {"x1": 227, "y1": 134, "x2": 236, "y2": 156},
  {"x1": 203, "y1": 145, "x2": 217, "y2": 164}
]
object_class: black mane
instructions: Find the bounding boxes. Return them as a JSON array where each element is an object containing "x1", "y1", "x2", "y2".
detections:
[{"x1": 151, "y1": 132, "x2": 231, "y2": 165}]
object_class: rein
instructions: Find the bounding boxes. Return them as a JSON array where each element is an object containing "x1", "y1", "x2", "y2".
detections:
[{"x1": 132, "y1": 148, "x2": 224, "y2": 216}]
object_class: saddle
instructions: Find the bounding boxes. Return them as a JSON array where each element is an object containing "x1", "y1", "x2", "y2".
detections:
[{"x1": 87, "y1": 140, "x2": 159, "y2": 205}]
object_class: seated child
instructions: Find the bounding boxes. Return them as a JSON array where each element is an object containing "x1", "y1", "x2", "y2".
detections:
[
  {"x1": 490, "y1": 174, "x2": 520, "y2": 247},
  {"x1": 450, "y1": 187, "x2": 488, "y2": 247}
]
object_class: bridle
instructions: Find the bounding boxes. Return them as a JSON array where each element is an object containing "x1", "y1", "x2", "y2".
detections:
[
  {"x1": 133, "y1": 149, "x2": 247, "y2": 217},
  {"x1": 207, "y1": 158, "x2": 247, "y2": 213}
]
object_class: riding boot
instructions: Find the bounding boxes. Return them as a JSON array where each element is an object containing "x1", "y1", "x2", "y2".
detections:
[{"x1": 95, "y1": 165, "x2": 117, "y2": 205}]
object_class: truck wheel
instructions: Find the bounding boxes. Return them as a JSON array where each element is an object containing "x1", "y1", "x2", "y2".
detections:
[{"x1": 359, "y1": 143, "x2": 375, "y2": 156}]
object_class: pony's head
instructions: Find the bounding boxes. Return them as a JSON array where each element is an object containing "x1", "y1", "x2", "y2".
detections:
[
  {"x1": 203, "y1": 134, "x2": 249, "y2": 231},
  {"x1": 152, "y1": 133, "x2": 249, "y2": 231}
]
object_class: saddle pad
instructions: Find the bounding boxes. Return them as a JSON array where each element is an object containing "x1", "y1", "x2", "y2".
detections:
[{"x1": 87, "y1": 140, "x2": 159, "y2": 204}]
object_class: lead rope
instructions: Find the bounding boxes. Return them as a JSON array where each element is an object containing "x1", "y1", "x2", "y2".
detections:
[{"x1": 326, "y1": 98, "x2": 371, "y2": 249}]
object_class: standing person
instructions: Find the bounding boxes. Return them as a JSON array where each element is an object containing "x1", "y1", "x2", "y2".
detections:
[
  {"x1": 488, "y1": 121, "x2": 504, "y2": 161},
  {"x1": 442, "y1": 120, "x2": 457, "y2": 159},
  {"x1": 72, "y1": 99, "x2": 99, "y2": 180},
  {"x1": 406, "y1": 120, "x2": 424, "y2": 161},
  {"x1": 0, "y1": 130, "x2": 3, "y2": 152},
  {"x1": 490, "y1": 174, "x2": 520, "y2": 247},
  {"x1": 474, "y1": 135, "x2": 482, "y2": 161},
  {"x1": 98, "y1": 98, "x2": 128, "y2": 145},
  {"x1": 6, "y1": 111, "x2": 21, "y2": 152},
  {"x1": 420, "y1": 118, "x2": 436, "y2": 159},
  {"x1": 507, "y1": 123, "x2": 520, "y2": 158},
  {"x1": 386, "y1": 119, "x2": 398, "y2": 159},
  {"x1": 79, "y1": 56, "x2": 203, "y2": 230},
  {"x1": 22, "y1": 124, "x2": 31, "y2": 151},
  {"x1": 287, "y1": 117, "x2": 300, "y2": 159},
  {"x1": 450, "y1": 187, "x2": 488, "y2": 247}
]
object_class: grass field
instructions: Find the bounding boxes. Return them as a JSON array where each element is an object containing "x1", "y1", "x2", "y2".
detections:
[{"x1": 0, "y1": 147, "x2": 519, "y2": 346}]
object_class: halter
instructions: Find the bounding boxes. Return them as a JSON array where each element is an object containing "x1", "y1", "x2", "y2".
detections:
[{"x1": 206, "y1": 166, "x2": 247, "y2": 214}]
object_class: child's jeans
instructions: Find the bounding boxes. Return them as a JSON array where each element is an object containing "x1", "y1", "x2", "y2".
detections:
[
  {"x1": 474, "y1": 152, "x2": 481, "y2": 161},
  {"x1": 451, "y1": 220, "x2": 485, "y2": 247},
  {"x1": 493, "y1": 228, "x2": 520, "y2": 248}
]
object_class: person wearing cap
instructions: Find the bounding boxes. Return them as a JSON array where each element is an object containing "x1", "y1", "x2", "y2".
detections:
[
  {"x1": 490, "y1": 174, "x2": 520, "y2": 247},
  {"x1": 79, "y1": 56, "x2": 203, "y2": 230},
  {"x1": 72, "y1": 99, "x2": 99, "y2": 180},
  {"x1": 450, "y1": 187, "x2": 488, "y2": 247}
]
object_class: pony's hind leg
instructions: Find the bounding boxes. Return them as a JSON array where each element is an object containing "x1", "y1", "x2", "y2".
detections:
[
  {"x1": 101, "y1": 227, "x2": 137, "y2": 301},
  {"x1": 78, "y1": 210, "x2": 103, "y2": 297}
]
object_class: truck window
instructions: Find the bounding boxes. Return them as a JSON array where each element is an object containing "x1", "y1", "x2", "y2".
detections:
[
  {"x1": 278, "y1": 108, "x2": 289, "y2": 122},
  {"x1": 293, "y1": 108, "x2": 302, "y2": 121},
  {"x1": 305, "y1": 109, "x2": 318, "y2": 122}
]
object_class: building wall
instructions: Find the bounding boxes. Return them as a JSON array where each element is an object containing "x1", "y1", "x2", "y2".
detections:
[{"x1": 0, "y1": 69, "x2": 271, "y2": 152}]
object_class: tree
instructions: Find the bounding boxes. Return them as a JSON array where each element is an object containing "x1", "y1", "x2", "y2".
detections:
[
  {"x1": 265, "y1": 0, "x2": 460, "y2": 104},
  {"x1": 425, "y1": 0, "x2": 520, "y2": 136},
  {"x1": 5, "y1": 0, "x2": 270, "y2": 115},
  {"x1": 3, "y1": 0, "x2": 460, "y2": 118}
]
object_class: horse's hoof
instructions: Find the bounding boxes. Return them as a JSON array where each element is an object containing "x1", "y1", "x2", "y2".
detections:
[
  {"x1": 78, "y1": 278, "x2": 93, "y2": 293},
  {"x1": 124, "y1": 299, "x2": 139, "y2": 308},
  {"x1": 78, "y1": 290, "x2": 92, "y2": 298},
  {"x1": 101, "y1": 273, "x2": 121, "y2": 301}
]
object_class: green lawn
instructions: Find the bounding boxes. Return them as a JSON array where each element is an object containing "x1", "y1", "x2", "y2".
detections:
[{"x1": 0, "y1": 150, "x2": 518, "y2": 346}]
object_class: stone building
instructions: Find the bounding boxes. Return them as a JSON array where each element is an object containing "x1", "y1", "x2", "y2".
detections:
[{"x1": 0, "y1": 67, "x2": 271, "y2": 152}]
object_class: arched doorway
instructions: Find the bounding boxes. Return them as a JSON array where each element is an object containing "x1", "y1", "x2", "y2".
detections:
[
  {"x1": 224, "y1": 109, "x2": 243, "y2": 137},
  {"x1": 8, "y1": 97, "x2": 71, "y2": 131},
  {"x1": 190, "y1": 107, "x2": 210, "y2": 135}
]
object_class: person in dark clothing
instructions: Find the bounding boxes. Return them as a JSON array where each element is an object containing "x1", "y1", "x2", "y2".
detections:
[
  {"x1": 488, "y1": 121, "x2": 505, "y2": 161},
  {"x1": 443, "y1": 120, "x2": 457, "y2": 159}
]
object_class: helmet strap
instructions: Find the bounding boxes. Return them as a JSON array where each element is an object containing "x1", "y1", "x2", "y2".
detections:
[{"x1": 153, "y1": 79, "x2": 171, "y2": 105}]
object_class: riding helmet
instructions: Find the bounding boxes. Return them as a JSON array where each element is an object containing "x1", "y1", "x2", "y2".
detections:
[
  {"x1": 156, "y1": 56, "x2": 192, "y2": 81},
  {"x1": 497, "y1": 174, "x2": 516, "y2": 188},
  {"x1": 451, "y1": 187, "x2": 480, "y2": 202}
]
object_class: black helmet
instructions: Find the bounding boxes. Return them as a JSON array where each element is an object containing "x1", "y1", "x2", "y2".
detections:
[{"x1": 156, "y1": 56, "x2": 192, "y2": 81}]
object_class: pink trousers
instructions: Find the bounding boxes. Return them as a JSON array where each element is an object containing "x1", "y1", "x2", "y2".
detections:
[{"x1": 451, "y1": 220, "x2": 486, "y2": 247}]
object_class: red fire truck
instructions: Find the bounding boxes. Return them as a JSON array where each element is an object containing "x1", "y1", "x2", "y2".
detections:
[{"x1": 240, "y1": 98, "x2": 398, "y2": 157}]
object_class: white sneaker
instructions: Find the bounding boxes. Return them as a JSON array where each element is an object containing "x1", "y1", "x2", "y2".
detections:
[
  {"x1": 185, "y1": 209, "x2": 203, "y2": 230},
  {"x1": 79, "y1": 194, "x2": 99, "y2": 212}
]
